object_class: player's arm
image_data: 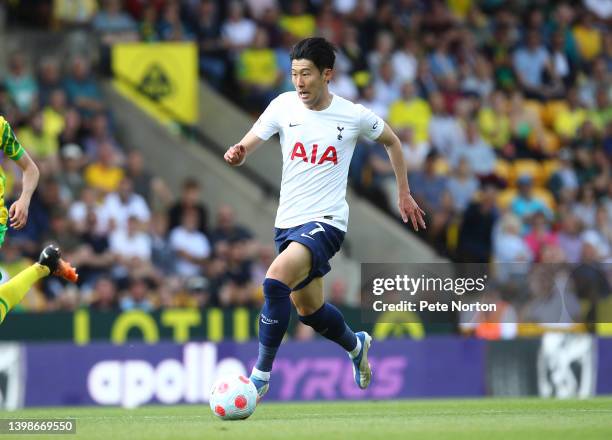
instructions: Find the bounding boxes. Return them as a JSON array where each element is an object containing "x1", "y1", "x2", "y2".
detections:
[
  {"x1": 376, "y1": 123, "x2": 426, "y2": 231},
  {"x1": 224, "y1": 129, "x2": 265, "y2": 166},
  {"x1": 10, "y1": 150, "x2": 40, "y2": 230}
]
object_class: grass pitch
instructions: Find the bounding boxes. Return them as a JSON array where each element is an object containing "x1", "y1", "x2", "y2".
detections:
[{"x1": 7, "y1": 398, "x2": 612, "y2": 440}]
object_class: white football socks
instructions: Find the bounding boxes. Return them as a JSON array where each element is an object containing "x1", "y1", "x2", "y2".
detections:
[
  {"x1": 349, "y1": 337, "x2": 362, "y2": 358},
  {"x1": 251, "y1": 367, "x2": 271, "y2": 382}
]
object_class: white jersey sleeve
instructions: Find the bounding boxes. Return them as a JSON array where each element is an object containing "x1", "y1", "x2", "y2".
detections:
[
  {"x1": 252, "y1": 97, "x2": 282, "y2": 141},
  {"x1": 357, "y1": 104, "x2": 385, "y2": 142}
]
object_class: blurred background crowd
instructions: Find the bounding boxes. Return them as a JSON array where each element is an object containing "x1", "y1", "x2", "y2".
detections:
[{"x1": 1, "y1": 0, "x2": 610, "y2": 322}]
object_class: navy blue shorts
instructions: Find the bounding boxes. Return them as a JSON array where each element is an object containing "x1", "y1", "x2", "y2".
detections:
[{"x1": 274, "y1": 221, "x2": 345, "y2": 291}]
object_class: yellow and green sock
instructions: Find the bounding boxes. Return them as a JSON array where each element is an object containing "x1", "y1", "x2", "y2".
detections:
[{"x1": 0, "y1": 263, "x2": 50, "y2": 324}]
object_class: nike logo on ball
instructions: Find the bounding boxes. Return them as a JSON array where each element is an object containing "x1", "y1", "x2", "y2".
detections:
[
  {"x1": 289, "y1": 123, "x2": 301, "y2": 127},
  {"x1": 372, "y1": 122, "x2": 378, "y2": 130}
]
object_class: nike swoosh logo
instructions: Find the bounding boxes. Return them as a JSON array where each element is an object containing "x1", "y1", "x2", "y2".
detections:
[
  {"x1": 289, "y1": 123, "x2": 301, "y2": 127},
  {"x1": 372, "y1": 122, "x2": 378, "y2": 130},
  {"x1": 300, "y1": 233, "x2": 315, "y2": 240}
]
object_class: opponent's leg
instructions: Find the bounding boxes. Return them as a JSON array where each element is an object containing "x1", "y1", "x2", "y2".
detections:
[
  {"x1": 250, "y1": 241, "x2": 311, "y2": 401},
  {"x1": 293, "y1": 278, "x2": 372, "y2": 390},
  {"x1": 0, "y1": 245, "x2": 78, "y2": 324}
]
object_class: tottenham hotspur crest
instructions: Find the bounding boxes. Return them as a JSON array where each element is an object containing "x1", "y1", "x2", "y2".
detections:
[{"x1": 337, "y1": 125, "x2": 344, "y2": 140}]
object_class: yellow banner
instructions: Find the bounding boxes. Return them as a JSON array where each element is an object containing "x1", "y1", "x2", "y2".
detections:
[{"x1": 112, "y1": 42, "x2": 198, "y2": 124}]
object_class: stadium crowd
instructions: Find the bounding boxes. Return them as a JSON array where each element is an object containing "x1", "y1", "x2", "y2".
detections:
[
  {"x1": 2, "y1": 0, "x2": 611, "y2": 325},
  {"x1": 0, "y1": 49, "x2": 277, "y2": 314}
]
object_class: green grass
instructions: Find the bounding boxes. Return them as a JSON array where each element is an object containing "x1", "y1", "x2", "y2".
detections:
[{"x1": 6, "y1": 398, "x2": 612, "y2": 440}]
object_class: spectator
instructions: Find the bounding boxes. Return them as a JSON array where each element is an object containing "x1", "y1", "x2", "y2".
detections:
[
  {"x1": 158, "y1": 1, "x2": 193, "y2": 41},
  {"x1": 372, "y1": 59, "x2": 402, "y2": 108},
  {"x1": 279, "y1": 0, "x2": 315, "y2": 40},
  {"x1": 42, "y1": 89, "x2": 68, "y2": 143},
  {"x1": 37, "y1": 56, "x2": 63, "y2": 107},
  {"x1": 92, "y1": 0, "x2": 139, "y2": 45},
  {"x1": 17, "y1": 111, "x2": 59, "y2": 171},
  {"x1": 98, "y1": 177, "x2": 151, "y2": 233},
  {"x1": 168, "y1": 177, "x2": 209, "y2": 234},
  {"x1": 446, "y1": 158, "x2": 479, "y2": 214},
  {"x1": 4, "y1": 53, "x2": 38, "y2": 114},
  {"x1": 400, "y1": 126, "x2": 430, "y2": 173},
  {"x1": 120, "y1": 277, "x2": 155, "y2": 311},
  {"x1": 512, "y1": 29, "x2": 560, "y2": 100},
  {"x1": 524, "y1": 211, "x2": 559, "y2": 262},
  {"x1": 548, "y1": 148, "x2": 579, "y2": 202},
  {"x1": 195, "y1": 0, "x2": 227, "y2": 89},
  {"x1": 456, "y1": 183, "x2": 498, "y2": 262},
  {"x1": 125, "y1": 149, "x2": 172, "y2": 210},
  {"x1": 236, "y1": 27, "x2": 282, "y2": 111},
  {"x1": 63, "y1": 56, "x2": 104, "y2": 117},
  {"x1": 150, "y1": 212, "x2": 176, "y2": 276},
  {"x1": 83, "y1": 112, "x2": 122, "y2": 160},
  {"x1": 169, "y1": 208, "x2": 211, "y2": 278},
  {"x1": 83, "y1": 141, "x2": 125, "y2": 195},
  {"x1": 493, "y1": 213, "x2": 532, "y2": 281},
  {"x1": 511, "y1": 175, "x2": 551, "y2": 221},
  {"x1": 222, "y1": 0, "x2": 257, "y2": 52},
  {"x1": 89, "y1": 276, "x2": 119, "y2": 312},
  {"x1": 388, "y1": 81, "x2": 432, "y2": 144},
  {"x1": 210, "y1": 204, "x2": 254, "y2": 247},
  {"x1": 109, "y1": 215, "x2": 153, "y2": 276},
  {"x1": 450, "y1": 120, "x2": 496, "y2": 178},
  {"x1": 553, "y1": 87, "x2": 587, "y2": 141},
  {"x1": 557, "y1": 213, "x2": 584, "y2": 264},
  {"x1": 573, "y1": 185, "x2": 599, "y2": 229},
  {"x1": 428, "y1": 91, "x2": 464, "y2": 156},
  {"x1": 57, "y1": 143, "x2": 85, "y2": 202},
  {"x1": 572, "y1": 12, "x2": 602, "y2": 62},
  {"x1": 477, "y1": 91, "x2": 511, "y2": 152},
  {"x1": 392, "y1": 37, "x2": 418, "y2": 85}
]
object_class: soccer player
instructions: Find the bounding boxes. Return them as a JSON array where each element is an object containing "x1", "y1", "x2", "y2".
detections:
[
  {"x1": 224, "y1": 37, "x2": 426, "y2": 400},
  {"x1": 0, "y1": 116, "x2": 78, "y2": 325}
]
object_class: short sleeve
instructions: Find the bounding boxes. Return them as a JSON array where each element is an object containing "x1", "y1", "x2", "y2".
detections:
[
  {"x1": 357, "y1": 104, "x2": 385, "y2": 141},
  {"x1": 0, "y1": 118, "x2": 24, "y2": 161},
  {"x1": 251, "y1": 97, "x2": 282, "y2": 141}
]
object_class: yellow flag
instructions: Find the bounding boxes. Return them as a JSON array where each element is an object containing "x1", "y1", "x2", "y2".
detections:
[{"x1": 112, "y1": 42, "x2": 198, "y2": 124}]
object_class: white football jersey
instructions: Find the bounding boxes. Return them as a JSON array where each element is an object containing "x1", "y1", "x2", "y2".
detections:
[{"x1": 252, "y1": 91, "x2": 384, "y2": 231}]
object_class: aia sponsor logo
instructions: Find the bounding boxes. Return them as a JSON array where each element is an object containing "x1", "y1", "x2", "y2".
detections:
[{"x1": 290, "y1": 142, "x2": 338, "y2": 165}]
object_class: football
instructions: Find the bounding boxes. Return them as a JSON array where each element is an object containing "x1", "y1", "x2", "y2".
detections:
[{"x1": 209, "y1": 374, "x2": 258, "y2": 420}]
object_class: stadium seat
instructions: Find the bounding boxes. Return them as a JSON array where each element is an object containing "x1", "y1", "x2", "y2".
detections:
[
  {"x1": 513, "y1": 159, "x2": 544, "y2": 186},
  {"x1": 542, "y1": 100, "x2": 569, "y2": 128},
  {"x1": 531, "y1": 187, "x2": 556, "y2": 211},
  {"x1": 496, "y1": 188, "x2": 517, "y2": 210},
  {"x1": 540, "y1": 129, "x2": 561, "y2": 154},
  {"x1": 494, "y1": 159, "x2": 514, "y2": 186},
  {"x1": 541, "y1": 159, "x2": 561, "y2": 184},
  {"x1": 524, "y1": 100, "x2": 543, "y2": 122}
]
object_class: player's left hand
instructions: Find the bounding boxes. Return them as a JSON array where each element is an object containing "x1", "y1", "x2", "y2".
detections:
[
  {"x1": 399, "y1": 192, "x2": 426, "y2": 231},
  {"x1": 9, "y1": 198, "x2": 29, "y2": 230}
]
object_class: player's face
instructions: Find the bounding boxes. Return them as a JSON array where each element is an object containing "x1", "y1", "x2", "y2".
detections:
[{"x1": 291, "y1": 59, "x2": 332, "y2": 108}]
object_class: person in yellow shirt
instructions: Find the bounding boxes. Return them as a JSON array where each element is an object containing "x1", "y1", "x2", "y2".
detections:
[
  {"x1": 83, "y1": 141, "x2": 125, "y2": 195},
  {"x1": 553, "y1": 87, "x2": 587, "y2": 141},
  {"x1": 279, "y1": 0, "x2": 316, "y2": 39},
  {"x1": 478, "y1": 91, "x2": 511, "y2": 150},
  {"x1": 0, "y1": 116, "x2": 78, "y2": 324},
  {"x1": 573, "y1": 13, "x2": 602, "y2": 62},
  {"x1": 237, "y1": 27, "x2": 282, "y2": 111},
  {"x1": 388, "y1": 82, "x2": 432, "y2": 144}
]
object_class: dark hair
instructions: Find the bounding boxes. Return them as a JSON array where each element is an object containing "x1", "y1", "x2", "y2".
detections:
[{"x1": 290, "y1": 37, "x2": 336, "y2": 73}]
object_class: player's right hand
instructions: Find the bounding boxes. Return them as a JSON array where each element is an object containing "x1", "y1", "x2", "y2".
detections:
[{"x1": 224, "y1": 144, "x2": 246, "y2": 166}]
